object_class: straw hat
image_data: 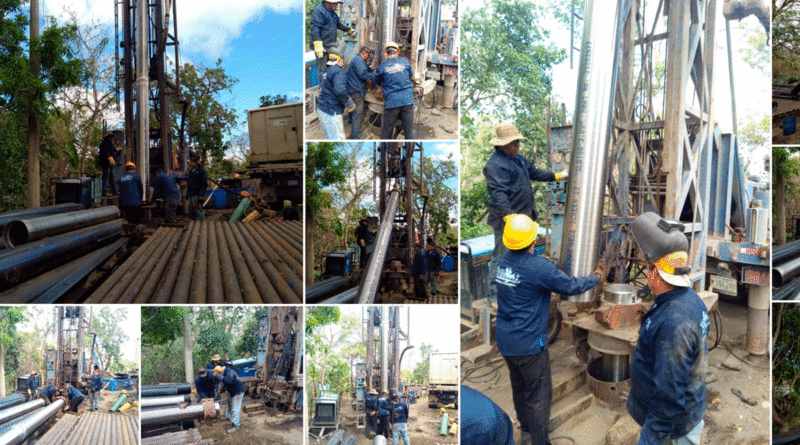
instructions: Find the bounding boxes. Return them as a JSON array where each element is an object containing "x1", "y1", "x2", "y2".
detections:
[
  {"x1": 212, "y1": 354, "x2": 222, "y2": 361},
  {"x1": 489, "y1": 123, "x2": 527, "y2": 146}
]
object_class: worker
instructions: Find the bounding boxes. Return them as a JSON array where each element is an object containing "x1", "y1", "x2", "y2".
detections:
[
  {"x1": 356, "y1": 219, "x2": 376, "y2": 268},
  {"x1": 119, "y1": 162, "x2": 144, "y2": 224},
  {"x1": 377, "y1": 389, "x2": 392, "y2": 438},
  {"x1": 424, "y1": 238, "x2": 443, "y2": 296},
  {"x1": 411, "y1": 244, "x2": 429, "y2": 300},
  {"x1": 150, "y1": 168, "x2": 181, "y2": 224},
  {"x1": 373, "y1": 42, "x2": 415, "y2": 139},
  {"x1": 346, "y1": 46, "x2": 375, "y2": 139},
  {"x1": 214, "y1": 365, "x2": 245, "y2": 434},
  {"x1": 483, "y1": 122, "x2": 567, "y2": 301},
  {"x1": 38, "y1": 385, "x2": 56, "y2": 405},
  {"x1": 495, "y1": 214, "x2": 603, "y2": 445},
  {"x1": 187, "y1": 152, "x2": 208, "y2": 222},
  {"x1": 86, "y1": 365, "x2": 103, "y2": 411},
  {"x1": 317, "y1": 47, "x2": 356, "y2": 140},
  {"x1": 26, "y1": 372, "x2": 39, "y2": 402},
  {"x1": 195, "y1": 368, "x2": 216, "y2": 400},
  {"x1": 206, "y1": 354, "x2": 223, "y2": 370},
  {"x1": 364, "y1": 388, "x2": 379, "y2": 439},
  {"x1": 309, "y1": 0, "x2": 354, "y2": 85},
  {"x1": 390, "y1": 390, "x2": 410, "y2": 445},
  {"x1": 98, "y1": 131, "x2": 119, "y2": 196},
  {"x1": 62, "y1": 383, "x2": 85, "y2": 413},
  {"x1": 626, "y1": 212, "x2": 709, "y2": 445}
]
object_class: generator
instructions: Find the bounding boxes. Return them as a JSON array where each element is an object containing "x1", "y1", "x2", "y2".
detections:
[
  {"x1": 313, "y1": 394, "x2": 340, "y2": 426},
  {"x1": 55, "y1": 178, "x2": 93, "y2": 207}
]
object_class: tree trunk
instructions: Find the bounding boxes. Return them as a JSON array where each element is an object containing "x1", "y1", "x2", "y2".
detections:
[
  {"x1": 306, "y1": 159, "x2": 315, "y2": 285},
  {"x1": 778, "y1": 173, "x2": 787, "y2": 245},
  {"x1": 183, "y1": 311, "x2": 194, "y2": 384},
  {"x1": 0, "y1": 343, "x2": 5, "y2": 397}
]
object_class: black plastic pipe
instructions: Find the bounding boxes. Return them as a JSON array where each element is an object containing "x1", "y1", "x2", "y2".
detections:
[
  {"x1": 141, "y1": 384, "x2": 192, "y2": 398},
  {"x1": 306, "y1": 277, "x2": 350, "y2": 303},
  {"x1": 0, "y1": 204, "x2": 83, "y2": 232},
  {"x1": 2, "y1": 207, "x2": 120, "y2": 248},
  {"x1": 775, "y1": 280, "x2": 800, "y2": 301},
  {"x1": 774, "y1": 239, "x2": 800, "y2": 265},
  {"x1": 774, "y1": 255, "x2": 800, "y2": 288},
  {"x1": 140, "y1": 402, "x2": 219, "y2": 427}
]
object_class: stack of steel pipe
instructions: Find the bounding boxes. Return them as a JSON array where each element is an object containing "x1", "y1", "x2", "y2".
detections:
[
  {"x1": 86, "y1": 221, "x2": 303, "y2": 304},
  {"x1": 141, "y1": 402, "x2": 220, "y2": 427},
  {"x1": 142, "y1": 428, "x2": 219, "y2": 445},
  {"x1": 0, "y1": 395, "x2": 26, "y2": 411},
  {"x1": 141, "y1": 383, "x2": 192, "y2": 398},
  {"x1": 35, "y1": 411, "x2": 138, "y2": 445},
  {"x1": 0, "y1": 399, "x2": 44, "y2": 426},
  {"x1": 140, "y1": 394, "x2": 191, "y2": 411},
  {"x1": 0, "y1": 398, "x2": 64, "y2": 445},
  {"x1": 773, "y1": 240, "x2": 800, "y2": 299},
  {"x1": 402, "y1": 295, "x2": 457, "y2": 304},
  {"x1": 306, "y1": 277, "x2": 352, "y2": 303}
]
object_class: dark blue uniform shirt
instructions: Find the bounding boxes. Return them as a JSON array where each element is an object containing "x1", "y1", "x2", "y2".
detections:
[
  {"x1": 309, "y1": 3, "x2": 349, "y2": 48},
  {"x1": 364, "y1": 393, "x2": 378, "y2": 415},
  {"x1": 27, "y1": 376, "x2": 39, "y2": 392},
  {"x1": 89, "y1": 374, "x2": 103, "y2": 391},
  {"x1": 483, "y1": 149, "x2": 556, "y2": 229},
  {"x1": 412, "y1": 252, "x2": 427, "y2": 277},
  {"x1": 425, "y1": 250, "x2": 443, "y2": 273},
  {"x1": 99, "y1": 139, "x2": 114, "y2": 167},
  {"x1": 391, "y1": 400, "x2": 408, "y2": 424},
  {"x1": 216, "y1": 367, "x2": 245, "y2": 397},
  {"x1": 495, "y1": 250, "x2": 598, "y2": 356},
  {"x1": 346, "y1": 56, "x2": 374, "y2": 96},
  {"x1": 39, "y1": 385, "x2": 56, "y2": 400},
  {"x1": 318, "y1": 65, "x2": 352, "y2": 115},
  {"x1": 195, "y1": 373, "x2": 216, "y2": 399},
  {"x1": 461, "y1": 385, "x2": 514, "y2": 445},
  {"x1": 152, "y1": 173, "x2": 181, "y2": 201},
  {"x1": 187, "y1": 165, "x2": 208, "y2": 198},
  {"x1": 66, "y1": 386, "x2": 83, "y2": 400},
  {"x1": 627, "y1": 287, "x2": 709, "y2": 444},
  {"x1": 119, "y1": 173, "x2": 143, "y2": 207},
  {"x1": 377, "y1": 395, "x2": 390, "y2": 416},
  {"x1": 355, "y1": 224, "x2": 375, "y2": 245},
  {"x1": 373, "y1": 57, "x2": 414, "y2": 109}
]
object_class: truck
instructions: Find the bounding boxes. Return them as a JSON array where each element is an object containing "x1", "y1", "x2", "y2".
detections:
[
  {"x1": 245, "y1": 102, "x2": 303, "y2": 215},
  {"x1": 428, "y1": 352, "x2": 458, "y2": 408}
]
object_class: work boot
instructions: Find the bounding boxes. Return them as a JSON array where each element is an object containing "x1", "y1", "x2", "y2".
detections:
[
  {"x1": 227, "y1": 426, "x2": 239, "y2": 434},
  {"x1": 519, "y1": 433, "x2": 532, "y2": 445}
]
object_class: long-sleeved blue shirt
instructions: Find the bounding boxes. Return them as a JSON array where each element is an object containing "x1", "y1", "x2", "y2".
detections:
[
  {"x1": 195, "y1": 373, "x2": 216, "y2": 399},
  {"x1": 461, "y1": 385, "x2": 514, "y2": 445},
  {"x1": 152, "y1": 173, "x2": 181, "y2": 201},
  {"x1": 309, "y1": 3, "x2": 349, "y2": 48},
  {"x1": 377, "y1": 395, "x2": 391, "y2": 416},
  {"x1": 215, "y1": 367, "x2": 245, "y2": 397},
  {"x1": 391, "y1": 400, "x2": 408, "y2": 423},
  {"x1": 66, "y1": 386, "x2": 83, "y2": 400},
  {"x1": 412, "y1": 252, "x2": 426, "y2": 277},
  {"x1": 187, "y1": 165, "x2": 208, "y2": 198},
  {"x1": 27, "y1": 376, "x2": 39, "y2": 392},
  {"x1": 99, "y1": 139, "x2": 114, "y2": 167},
  {"x1": 346, "y1": 55, "x2": 374, "y2": 96},
  {"x1": 373, "y1": 57, "x2": 414, "y2": 109},
  {"x1": 39, "y1": 385, "x2": 56, "y2": 400},
  {"x1": 364, "y1": 393, "x2": 378, "y2": 415},
  {"x1": 483, "y1": 149, "x2": 556, "y2": 229},
  {"x1": 495, "y1": 250, "x2": 598, "y2": 357},
  {"x1": 425, "y1": 250, "x2": 443, "y2": 273},
  {"x1": 88, "y1": 374, "x2": 103, "y2": 391},
  {"x1": 627, "y1": 287, "x2": 708, "y2": 445},
  {"x1": 119, "y1": 173, "x2": 143, "y2": 207},
  {"x1": 318, "y1": 65, "x2": 353, "y2": 115}
]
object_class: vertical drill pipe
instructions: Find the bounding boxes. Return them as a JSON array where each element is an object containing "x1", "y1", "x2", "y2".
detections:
[
  {"x1": 558, "y1": 0, "x2": 622, "y2": 302},
  {"x1": 234, "y1": 224, "x2": 301, "y2": 302},
  {"x1": 134, "y1": 228, "x2": 180, "y2": 304},
  {"x1": 2, "y1": 207, "x2": 121, "y2": 249},
  {"x1": 242, "y1": 224, "x2": 303, "y2": 295},
  {"x1": 122, "y1": 228, "x2": 179, "y2": 303},
  {"x1": 207, "y1": 222, "x2": 225, "y2": 303},
  {"x1": 257, "y1": 223, "x2": 303, "y2": 265},
  {"x1": 135, "y1": 0, "x2": 149, "y2": 196},
  {"x1": 220, "y1": 222, "x2": 263, "y2": 304},
  {"x1": 228, "y1": 223, "x2": 286, "y2": 303},
  {"x1": 0, "y1": 398, "x2": 64, "y2": 445},
  {"x1": 191, "y1": 221, "x2": 209, "y2": 304},
  {"x1": 0, "y1": 399, "x2": 44, "y2": 425},
  {"x1": 381, "y1": 307, "x2": 388, "y2": 394},
  {"x1": 357, "y1": 190, "x2": 400, "y2": 304},
  {"x1": 216, "y1": 221, "x2": 244, "y2": 303},
  {"x1": 249, "y1": 223, "x2": 303, "y2": 274},
  {"x1": 152, "y1": 225, "x2": 192, "y2": 304},
  {"x1": 172, "y1": 221, "x2": 201, "y2": 304},
  {"x1": 98, "y1": 226, "x2": 167, "y2": 303}
]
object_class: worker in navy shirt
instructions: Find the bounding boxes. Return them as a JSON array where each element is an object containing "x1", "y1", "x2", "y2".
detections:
[
  {"x1": 195, "y1": 368, "x2": 216, "y2": 400},
  {"x1": 346, "y1": 46, "x2": 375, "y2": 139},
  {"x1": 364, "y1": 388, "x2": 379, "y2": 438},
  {"x1": 84, "y1": 365, "x2": 103, "y2": 411},
  {"x1": 483, "y1": 122, "x2": 566, "y2": 301},
  {"x1": 377, "y1": 390, "x2": 392, "y2": 437},
  {"x1": 424, "y1": 238, "x2": 443, "y2": 295},
  {"x1": 461, "y1": 385, "x2": 514, "y2": 445},
  {"x1": 495, "y1": 214, "x2": 601, "y2": 445},
  {"x1": 390, "y1": 390, "x2": 410, "y2": 445},
  {"x1": 150, "y1": 168, "x2": 181, "y2": 223},
  {"x1": 119, "y1": 162, "x2": 144, "y2": 224},
  {"x1": 38, "y1": 385, "x2": 56, "y2": 405},
  {"x1": 309, "y1": 0, "x2": 353, "y2": 85},
  {"x1": 214, "y1": 365, "x2": 245, "y2": 434},
  {"x1": 318, "y1": 48, "x2": 355, "y2": 140},
  {"x1": 411, "y1": 244, "x2": 429, "y2": 300},
  {"x1": 26, "y1": 372, "x2": 39, "y2": 401},
  {"x1": 98, "y1": 131, "x2": 119, "y2": 196},
  {"x1": 187, "y1": 151, "x2": 208, "y2": 221},
  {"x1": 62, "y1": 383, "x2": 85, "y2": 413},
  {"x1": 373, "y1": 42, "x2": 415, "y2": 139},
  {"x1": 627, "y1": 212, "x2": 708, "y2": 445}
]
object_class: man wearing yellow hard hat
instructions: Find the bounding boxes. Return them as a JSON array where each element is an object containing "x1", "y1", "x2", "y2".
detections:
[
  {"x1": 627, "y1": 212, "x2": 708, "y2": 445},
  {"x1": 494, "y1": 214, "x2": 602, "y2": 445}
]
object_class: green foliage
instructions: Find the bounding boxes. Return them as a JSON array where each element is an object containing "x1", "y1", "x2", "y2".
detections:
[
  {"x1": 92, "y1": 307, "x2": 129, "y2": 372},
  {"x1": 234, "y1": 307, "x2": 269, "y2": 358},
  {"x1": 259, "y1": 94, "x2": 301, "y2": 107},
  {"x1": 410, "y1": 342, "x2": 437, "y2": 385},
  {"x1": 306, "y1": 142, "x2": 353, "y2": 213},
  {"x1": 0, "y1": 308, "x2": 27, "y2": 349},
  {"x1": 141, "y1": 307, "x2": 186, "y2": 346},
  {"x1": 194, "y1": 324, "x2": 232, "y2": 368},
  {"x1": 774, "y1": 1, "x2": 800, "y2": 79},
  {"x1": 416, "y1": 153, "x2": 458, "y2": 242},
  {"x1": 306, "y1": 307, "x2": 341, "y2": 336},
  {"x1": 773, "y1": 303, "x2": 800, "y2": 433}
]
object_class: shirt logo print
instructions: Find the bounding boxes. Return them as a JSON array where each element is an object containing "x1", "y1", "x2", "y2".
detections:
[{"x1": 496, "y1": 266, "x2": 520, "y2": 287}]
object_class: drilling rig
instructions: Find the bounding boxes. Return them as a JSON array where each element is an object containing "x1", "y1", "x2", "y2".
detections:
[
  {"x1": 47, "y1": 307, "x2": 92, "y2": 391},
  {"x1": 247, "y1": 307, "x2": 303, "y2": 411}
]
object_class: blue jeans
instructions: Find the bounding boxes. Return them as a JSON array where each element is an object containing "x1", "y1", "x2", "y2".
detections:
[
  {"x1": 425, "y1": 271, "x2": 439, "y2": 294},
  {"x1": 348, "y1": 92, "x2": 365, "y2": 139},
  {"x1": 90, "y1": 390, "x2": 100, "y2": 410},
  {"x1": 659, "y1": 419, "x2": 704, "y2": 445},
  {"x1": 365, "y1": 414, "x2": 378, "y2": 438},
  {"x1": 487, "y1": 226, "x2": 507, "y2": 302},
  {"x1": 102, "y1": 164, "x2": 119, "y2": 195},
  {"x1": 318, "y1": 108, "x2": 345, "y2": 140},
  {"x1": 226, "y1": 392, "x2": 244, "y2": 427},
  {"x1": 189, "y1": 196, "x2": 205, "y2": 221},
  {"x1": 392, "y1": 422, "x2": 410, "y2": 445}
]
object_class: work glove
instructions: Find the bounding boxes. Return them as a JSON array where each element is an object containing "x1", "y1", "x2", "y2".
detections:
[
  {"x1": 555, "y1": 170, "x2": 568, "y2": 181},
  {"x1": 502, "y1": 213, "x2": 518, "y2": 223},
  {"x1": 360, "y1": 239, "x2": 365, "y2": 247},
  {"x1": 108, "y1": 157, "x2": 116, "y2": 166},
  {"x1": 592, "y1": 260, "x2": 610, "y2": 282},
  {"x1": 347, "y1": 28, "x2": 356, "y2": 37},
  {"x1": 192, "y1": 389, "x2": 197, "y2": 395},
  {"x1": 27, "y1": 389, "x2": 30, "y2": 395},
  {"x1": 214, "y1": 366, "x2": 224, "y2": 373},
  {"x1": 313, "y1": 40, "x2": 324, "y2": 58}
]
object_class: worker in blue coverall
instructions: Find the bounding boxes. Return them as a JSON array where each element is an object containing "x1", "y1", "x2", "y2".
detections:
[
  {"x1": 62, "y1": 383, "x2": 85, "y2": 413},
  {"x1": 461, "y1": 385, "x2": 514, "y2": 445},
  {"x1": 207, "y1": 353, "x2": 223, "y2": 371},
  {"x1": 119, "y1": 162, "x2": 144, "y2": 224},
  {"x1": 390, "y1": 390, "x2": 410, "y2": 445},
  {"x1": 364, "y1": 388, "x2": 379, "y2": 438},
  {"x1": 98, "y1": 131, "x2": 120, "y2": 196},
  {"x1": 194, "y1": 368, "x2": 216, "y2": 400},
  {"x1": 318, "y1": 47, "x2": 356, "y2": 140},
  {"x1": 424, "y1": 238, "x2": 443, "y2": 295},
  {"x1": 85, "y1": 365, "x2": 103, "y2": 411},
  {"x1": 214, "y1": 365, "x2": 245, "y2": 434},
  {"x1": 346, "y1": 46, "x2": 375, "y2": 139},
  {"x1": 38, "y1": 385, "x2": 56, "y2": 405},
  {"x1": 150, "y1": 168, "x2": 181, "y2": 224},
  {"x1": 627, "y1": 212, "x2": 709, "y2": 445},
  {"x1": 356, "y1": 219, "x2": 376, "y2": 268},
  {"x1": 411, "y1": 244, "x2": 429, "y2": 300},
  {"x1": 26, "y1": 372, "x2": 39, "y2": 402},
  {"x1": 483, "y1": 122, "x2": 567, "y2": 301},
  {"x1": 378, "y1": 390, "x2": 392, "y2": 437},
  {"x1": 495, "y1": 214, "x2": 603, "y2": 445},
  {"x1": 187, "y1": 151, "x2": 208, "y2": 222},
  {"x1": 373, "y1": 42, "x2": 415, "y2": 139},
  {"x1": 309, "y1": 0, "x2": 354, "y2": 85}
]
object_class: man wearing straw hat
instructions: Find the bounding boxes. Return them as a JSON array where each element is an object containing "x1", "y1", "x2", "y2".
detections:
[{"x1": 483, "y1": 122, "x2": 568, "y2": 300}]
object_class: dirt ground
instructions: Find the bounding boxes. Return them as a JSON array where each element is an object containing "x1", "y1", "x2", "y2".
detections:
[
  {"x1": 461, "y1": 299, "x2": 770, "y2": 445},
  {"x1": 194, "y1": 396, "x2": 303, "y2": 445},
  {"x1": 310, "y1": 393, "x2": 458, "y2": 445}
]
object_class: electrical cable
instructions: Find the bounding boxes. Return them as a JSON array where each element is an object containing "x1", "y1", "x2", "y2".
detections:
[
  {"x1": 709, "y1": 308, "x2": 722, "y2": 351},
  {"x1": 550, "y1": 437, "x2": 576, "y2": 445},
  {"x1": 421, "y1": 87, "x2": 437, "y2": 109},
  {"x1": 723, "y1": 345, "x2": 770, "y2": 370}
]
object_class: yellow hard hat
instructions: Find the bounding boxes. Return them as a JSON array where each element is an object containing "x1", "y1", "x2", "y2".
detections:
[
  {"x1": 125, "y1": 162, "x2": 136, "y2": 169},
  {"x1": 385, "y1": 41, "x2": 399, "y2": 51},
  {"x1": 652, "y1": 251, "x2": 691, "y2": 287},
  {"x1": 502, "y1": 214, "x2": 539, "y2": 250}
]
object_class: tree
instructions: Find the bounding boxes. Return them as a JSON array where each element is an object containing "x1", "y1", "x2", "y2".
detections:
[
  {"x1": 178, "y1": 59, "x2": 239, "y2": 163},
  {"x1": 183, "y1": 309, "x2": 193, "y2": 384},
  {"x1": 259, "y1": 94, "x2": 301, "y2": 107},
  {"x1": 411, "y1": 342, "x2": 437, "y2": 385},
  {"x1": 234, "y1": 307, "x2": 269, "y2": 358},
  {"x1": 774, "y1": 147, "x2": 800, "y2": 244},
  {"x1": 773, "y1": 0, "x2": 800, "y2": 79},
  {"x1": 415, "y1": 153, "x2": 457, "y2": 242},
  {"x1": 92, "y1": 307, "x2": 129, "y2": 372},
  {"x1": 0, "y1": 308, "x2": 26, "y2": 396},
  {"x1": 773, "y1": 303, "x2": 800, "y2": 433}
]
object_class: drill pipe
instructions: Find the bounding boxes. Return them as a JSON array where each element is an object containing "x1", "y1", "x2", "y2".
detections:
[
  {"x1": 34, "y1": 411, "x2": 77, "y2": 445},
  {"x1": 0, "y1": 395, "x2": 26, "y2": 411},
  {"x1": 141, "y1": 383, "x2": 192, "y2": 397},
  {"x1": 343, "y1": 434, "x2": 358, "y2": 445},
  {"x1": 357, "y1": 189, "x2": 400, "y2": 304},
  {"x1": 221, "y1": 222, "x2": 262, "y2": 304},
  {"x1": 141, "y1": 428, "x2": 216, "y2": 445},
  {"x1": 320, "y1": 287, "x2": 359, "y2": 304},
  {"x1": 231, "y1": 223, "x2": 300, "y2": 303},
  {"x1": 326, "y1": 430, "x2": 346, "y2": 445},
  {"x1": 207, "y1": 221, "x2": 225, "y2": 303},
  {"x1": 775, "y1": 279, "x2": 800, "y2": 301},
  {"x1": 227, "y1": 222, "x2": 281, "y2": 303},
  {"x1": 558, "y1": 0, "x2": 622, "y2": 302},
  {"x1": 140, "y1": 394, "x2": 191, "y2": 408},
  {"x1": 153, "y1": 222, "x2": 195, "y2": 304},
  {"x1": 133, "y1": 228, "x2": 181, "y2": 304},
  {"x1": 192, "y1": 221, "x2": 209, "y2": 303},
  {"x1": 140, "y1": 402, "x2": 220, "y2": 427},
  {"x1": 216, "y1": 221, "x2": 244, "y2": 303},
  {"x1": 374, "y1": 435, "x2": 387, "y2": 445},
  {"x1": 0, "y1": 220, "x2": 122, "y2": 288},
  {"x1": 2, "y1": 206, "x2": 120, "y2": 248},
  {"x1": 240, "y1": 223, "x2": 303, "y2": 297},
  {"x1": 773, "y1": 255, "x2": 800, "y2": 287},
  {"x1": 124, "y1": 227, "x2": 181, "y2": 304},
  {"x1": 249, "y1": 222, "x2": 303, "y2": 274},
  {"x1": 95, "y1": 226, "x2": 168, "y2": 303},
  {"x1": 0, "y1": 399, "x2": 43, "y2": 425},
  {"x1": 0, "y1": 203, "x2": 83, "y2": 233},
  {"x1": 773, "y1": 239, "x2": 800, "y2": 265},
  {"x1": 0, "y1": 398, "x2": 64, "y2": 445},
  {"x1": 257, "y1": 222, "x2": 303, "y2": 265},
  {"x1": 306, "y1": 277, "x2": 351, "y2": 303},
  {"x1": 173, "y1": 222, "x2": 201, "y2": 304},
  {"x1": 264, "y1": 220, "x2": 302, "y2": 247}
]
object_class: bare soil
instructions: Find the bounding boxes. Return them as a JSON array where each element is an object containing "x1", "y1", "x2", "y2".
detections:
[{"x1": 195, "y1": 396, "x2": 303, "y2": 445}]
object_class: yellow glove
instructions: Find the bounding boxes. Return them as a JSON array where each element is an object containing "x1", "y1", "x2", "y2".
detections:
[
  {"x1": 503, "y1": 213, "x2": 518, "y2": 223},
  {"x1": 346, "y1": 102, "x2": 356, "y2": 113},
  {"x1": 27, "y1": 389, "x2": 31, "y2": 395},
  {"x1": 214, "y1": 366, "x2": 224, "y2": 373},
  {"x1": 555, "y1": 170, "x2": 568, "y2": 181},
  {"x1": 108, "y1": 157, "x2": 116, "y2": 166},
  {"x1": 347, "y1": 28, "x2": 356, "y2": 37},
  {"x1": 192, "y1": 389, "x2": 197, "y2": 394},
  {"x1": 360, "y1": 239, "x2": 365, "y2": 247},
  {"x1": 313, "y1": 41, "x2": 324, "y2": 58}
]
